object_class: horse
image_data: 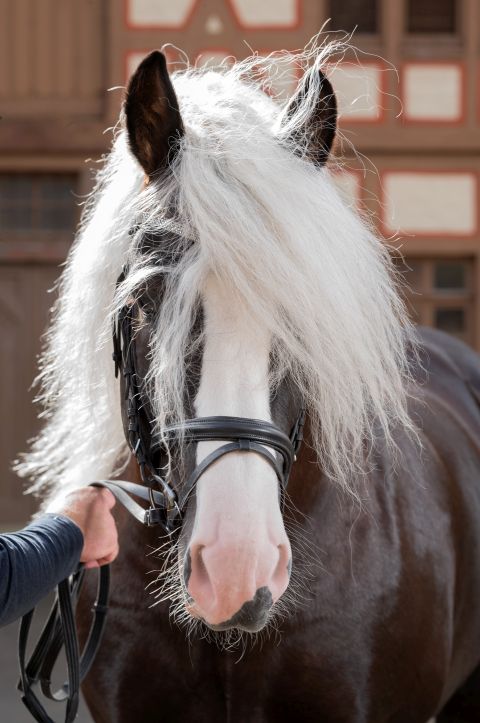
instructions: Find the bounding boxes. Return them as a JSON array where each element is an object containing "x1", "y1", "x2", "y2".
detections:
[{"x1": 19, "y1": 45, "x2": 480, "y2": 722}]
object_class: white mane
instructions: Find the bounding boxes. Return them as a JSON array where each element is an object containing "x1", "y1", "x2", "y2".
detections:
[{"x1": 18, "y1": 42, "x2": 415, "y2": 499}]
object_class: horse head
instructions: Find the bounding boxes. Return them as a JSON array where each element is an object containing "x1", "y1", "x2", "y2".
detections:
[
  {"x1": 120, "y1": 51, "x2": 337, "y2": 633},
  {"x1": 20, "y1": 44, "x2": 412, "y2": 642}
]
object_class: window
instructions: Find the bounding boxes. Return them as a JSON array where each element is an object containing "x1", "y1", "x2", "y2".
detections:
[
  {"x1": 0, "y1": 174, "x2": 77, "y2": 234},
  {"x1": 433, "y1": 260, "x2": 466, "y2": 290},
  {"x1": 398, "y1": 257, "x2": 474, "y2": 345},
  {"x1": 328, "y1": 0, "x2": 379, "y2": 34},
  {"x1": 407, "y1": 0, "x2": 456, "y2": 34}
]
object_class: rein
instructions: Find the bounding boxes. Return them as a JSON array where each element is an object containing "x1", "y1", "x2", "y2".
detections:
[{"x1": 17, "y1": 267, "x2": 305, "y2": 723}]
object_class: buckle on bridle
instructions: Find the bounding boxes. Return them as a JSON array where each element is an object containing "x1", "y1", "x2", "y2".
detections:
[
  {"x1": 291, "y1": 408, "x2": 306, "y2": 460},
  {"x1": 144, "y1": 507, "x2": 164, "y2": 527}
]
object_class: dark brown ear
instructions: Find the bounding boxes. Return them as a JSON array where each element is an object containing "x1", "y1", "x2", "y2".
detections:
[
  {"x1": 282, "y1": 68, "x2": 337, "y2": 166},
  {"x1": 125, "y1": 51, "x2": 184, "y2": 177}
]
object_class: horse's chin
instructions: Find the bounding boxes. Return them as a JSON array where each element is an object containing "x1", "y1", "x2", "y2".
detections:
[{"x1": 202, "y1": 616, "x2": 269, "y2": 634}]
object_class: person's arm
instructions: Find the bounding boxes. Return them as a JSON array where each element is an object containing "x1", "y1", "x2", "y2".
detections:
[
  {"x1": 0, "y1": 487, "x2": 118, "y2": 627},
  {"x1": 0, "y1": 514, "x2": 83, "y2": 627}
]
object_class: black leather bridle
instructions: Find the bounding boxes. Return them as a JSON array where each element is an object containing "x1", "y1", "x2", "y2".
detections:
[
  {"x1": 110, "y1": 266, "x2": 306, "y2": 534},
  {"x1": 17, "y1": 265, "x2": 306, "y2": 723}
]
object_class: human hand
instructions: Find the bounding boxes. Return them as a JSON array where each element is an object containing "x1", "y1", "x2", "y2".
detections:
[{"x1": 47, "y1": 487, "x2": 119, "y2": 569}]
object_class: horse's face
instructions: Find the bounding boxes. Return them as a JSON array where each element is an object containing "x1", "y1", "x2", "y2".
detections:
[
  {"x1": 132, "y1": 257, "x2": 303, "y2": 632},
  {"x1": 177, "y1": 275, "x2": 302, "y2": 632},
  {"x1": 124, "y1": 51, "x2": 336, "y2": 632}
]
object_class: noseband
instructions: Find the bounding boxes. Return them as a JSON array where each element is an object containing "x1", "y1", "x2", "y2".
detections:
[{"x1": 112, "y1": 271, "x2": 306, "y2": 534}]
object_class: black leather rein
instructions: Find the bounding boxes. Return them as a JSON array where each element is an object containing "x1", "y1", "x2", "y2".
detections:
[{"x1": 17, "y1": 266, "x2": 306, "y2": 723}]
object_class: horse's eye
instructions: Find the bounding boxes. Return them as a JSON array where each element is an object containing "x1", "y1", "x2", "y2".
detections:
[
  {"x1": 136, "y1": 294, "x2": 155, "y2": 321},
  {"x1": 141, "y1": 302, "x2": 154, "y2": 319}
]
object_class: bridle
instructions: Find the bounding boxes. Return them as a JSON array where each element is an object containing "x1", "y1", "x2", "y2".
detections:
[
  {"x1": 110, "y1": 265, "x2": 306, "y2": 534},
  {"x1": 17, "y1": 264, "x2": 306, "y2": 723}
]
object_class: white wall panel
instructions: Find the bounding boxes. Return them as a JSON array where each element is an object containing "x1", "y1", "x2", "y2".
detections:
[
  {"x1": 403, "y1": 63, "x2": 462, "y2": 121},
  {"x1": 383, "y1": 172, "x2": 477, "y2": 235},
  {"x1": 229, "y1": 0, "x2": 298, "y2": 28},
  {"x1": 128, "y1": 0, "x2": 197, "y2": 27}
]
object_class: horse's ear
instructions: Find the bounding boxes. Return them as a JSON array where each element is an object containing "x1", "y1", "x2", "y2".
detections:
[
  {"x1": 125, "y1": 51, "x2": 184, "y2": 178},
  {"x1": 280, "y1": 67, "x2": 337, "y2": 166}
]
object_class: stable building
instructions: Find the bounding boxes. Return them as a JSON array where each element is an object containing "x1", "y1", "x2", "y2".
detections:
[{"x1": 1, "y1": 0, "x2": 479, "y2": 524}]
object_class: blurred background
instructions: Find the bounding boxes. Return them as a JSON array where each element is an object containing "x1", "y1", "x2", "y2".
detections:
[
  {"x1": 0, "y1": 1, "x2": 478, "y2": 720},
  {"x1": 1, "y1": 0, "x2": 479, "y2": 530}
]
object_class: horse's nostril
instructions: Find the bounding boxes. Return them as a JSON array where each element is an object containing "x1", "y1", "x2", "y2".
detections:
[
  {"x1": 274, "y1": 543, "x2": 291, "y2": 586},
  {"x1": 183, "y1": 549, "x2": 192, "y2": 588},
  {"x1": 183, "y1": 544, "x2": 209, "y2": 598}
]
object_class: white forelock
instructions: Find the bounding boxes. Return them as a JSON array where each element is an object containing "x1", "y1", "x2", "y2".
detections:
[{"x1": 17, "y1": 41, "x2": 415, "y2": 500}]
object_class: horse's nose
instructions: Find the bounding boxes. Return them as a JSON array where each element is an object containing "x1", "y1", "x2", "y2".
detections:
[{"x1": 183, "y1": 537, "x2": 291, "y2": 631}]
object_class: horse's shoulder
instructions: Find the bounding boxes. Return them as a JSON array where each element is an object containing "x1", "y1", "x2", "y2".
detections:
[
  {"x1": 413, "y1": 326, "x2": 480, "y2": 401},
  {"x1": 403, "y1": 328, "x2": 480, "y2": 471}
]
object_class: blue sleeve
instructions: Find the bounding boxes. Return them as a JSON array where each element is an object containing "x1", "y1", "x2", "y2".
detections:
[{"x1": 0, "y1": 514, "x2": 84, "y2": 627}]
